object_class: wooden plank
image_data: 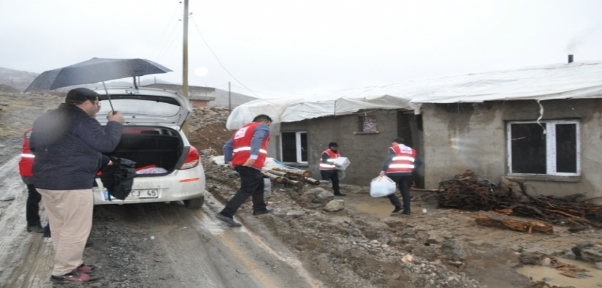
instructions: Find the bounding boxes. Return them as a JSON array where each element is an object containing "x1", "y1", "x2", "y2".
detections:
[{"x1": 474, "y1": 212, "x2": 553, "y2": 234}]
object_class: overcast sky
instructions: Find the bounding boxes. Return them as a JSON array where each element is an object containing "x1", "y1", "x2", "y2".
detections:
[{"x1": 1, "y1": 0, "x2": 601, "y2": 98}]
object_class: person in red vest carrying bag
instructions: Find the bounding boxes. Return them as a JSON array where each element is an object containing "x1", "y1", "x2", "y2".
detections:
[
  {"x1": 319, "y1": 142, "x2": 346, "y2": 196},
  {"x1": 379, "y1": 137, "x2": 422, "y2": 215},
  {"x1": 217, "y1": 114, "x2": 274, "y2": 227},
  {"x1": 18, "y1": 128, "x2": 45, "y2": 233}
]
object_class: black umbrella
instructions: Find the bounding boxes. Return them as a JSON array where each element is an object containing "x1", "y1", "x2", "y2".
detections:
[{"x1": 24, "y1": 58, "x2": 172, "y2": 111}]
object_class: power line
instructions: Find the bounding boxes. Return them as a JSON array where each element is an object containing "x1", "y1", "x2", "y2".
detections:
[
  {"x1": 229, "y1": 84, "x2": 282, "y2": 98},
  {"x1": 155, "y1": 20, "x2": 181, "y2": 61},
  {"x1": 190, "y1": 16, "x2": 262, "y2": 99},
  {"x1": 188, "y1": 14, "x2": 290, "y2": 109},
  {"x1": 212, "y1": 82, "x2": 231, "y2": 88},
  {"x1": 149, "y1": 2, "x2": 180, "y2": 60}
]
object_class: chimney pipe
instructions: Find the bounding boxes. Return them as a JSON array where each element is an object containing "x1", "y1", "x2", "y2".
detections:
[{"x1": 568, "y1": 54, "x2": 574, "y2": 63}]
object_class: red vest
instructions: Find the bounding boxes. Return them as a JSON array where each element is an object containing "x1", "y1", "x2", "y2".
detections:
[
  {"x1": 386, "y1": 144, "x2": 416, "y2": 174},
  {"x1": 231, "y1": 122, "x2": 269, "y2": 169},
  {"x1": 319, "y1": 149, "x2": 340, "y2": 170},
  {"x1": 18, "y1": 128, "x2": 34, "y2": 177}
]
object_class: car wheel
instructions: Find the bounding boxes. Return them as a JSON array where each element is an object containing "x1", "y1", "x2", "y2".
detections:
[{"x1": 184, "y1": 196, "x2": 204, "y2": 209}]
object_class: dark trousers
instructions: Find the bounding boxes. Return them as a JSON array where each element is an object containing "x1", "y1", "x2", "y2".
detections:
[
  {"x1": 386, "y1": 174, "x2": 413, "y2": 213},
  {"x1": 220, "y1": 166, "x2": 267, "y2": 218},
  {"x1": 320, "y1": 170, "x2": 340, "y2": 194},
  {"x1": 26, "y1": 184, "x2": 42, "y2": 227}
]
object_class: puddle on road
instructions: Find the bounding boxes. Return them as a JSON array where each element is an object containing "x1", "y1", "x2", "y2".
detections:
[
  {"x1": 345, "y1": 193, "x2": 429, "y2": 219},
  {"x1": 192, "y1": 193, "x2": 234, "y2": 235},
  {"x1": 516, "y1": 257, "x2": 602, "y2": 287},
  {"x1": 345, "y1": 193, "x2": 394, "y2": 219},
  {"x1": 193, "y1": 209, "x2": 228, "y2": 235}
]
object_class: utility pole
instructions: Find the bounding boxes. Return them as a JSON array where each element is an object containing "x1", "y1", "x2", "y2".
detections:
[
  {"x1": 228, "y1": 82, "x2": 232, "y2": 112},
  {"x1": 182, "y1": 0, "x2": 190, "y2": 136}
]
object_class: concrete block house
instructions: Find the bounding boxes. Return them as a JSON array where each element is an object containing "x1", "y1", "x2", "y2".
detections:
[{"x1": 227, "y1": 61, "x2": 602, "y2": 200}]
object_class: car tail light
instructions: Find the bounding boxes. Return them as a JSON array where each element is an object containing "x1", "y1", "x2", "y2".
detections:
[{"x1": 180, "y1": 146, "x2": 200, "y2": 170}]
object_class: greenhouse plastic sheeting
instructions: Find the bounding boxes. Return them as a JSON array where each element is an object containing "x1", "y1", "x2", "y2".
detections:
[{"x1": 227, "y1": 61, "x2": 602, "y2": 130}]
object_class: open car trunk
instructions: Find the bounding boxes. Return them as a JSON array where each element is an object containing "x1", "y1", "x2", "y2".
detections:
[{"x1": 104, "y1": 126, "x2": 185, "y2": 174}]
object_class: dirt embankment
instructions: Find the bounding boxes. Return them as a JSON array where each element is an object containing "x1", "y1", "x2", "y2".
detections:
[
  {"x1": 0, "y1": 92, "x2": 64, "y2": 165},
  {"x1": 187, "y1": 105, "x2": 232, "y2": 153}
]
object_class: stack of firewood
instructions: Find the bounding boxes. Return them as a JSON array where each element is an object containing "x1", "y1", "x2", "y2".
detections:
[
  {"x1": 437, "y1": 170, "x2": 602, "y2": 230},
  {"x1": 437, "y1": 170, "x2": 510, "y2": 211},
  {"x1": 262, "y1": 167, "x2": 320, "y2": 186}
]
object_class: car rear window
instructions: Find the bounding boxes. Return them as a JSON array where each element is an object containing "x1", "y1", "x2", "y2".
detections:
[
  {"x1": 98, "y1": 99, "x2": 180, "y2": 117},
  {"x1": 120, "y1": 126, "x2": 178, "y2": 136}
]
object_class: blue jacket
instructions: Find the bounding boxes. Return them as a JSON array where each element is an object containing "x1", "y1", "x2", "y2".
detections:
[{"x1": 30, "y1": 103, "x2": 123, "y2": 190}]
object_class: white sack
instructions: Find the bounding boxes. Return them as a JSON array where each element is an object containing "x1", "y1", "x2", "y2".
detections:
[{"x1": 370, "y1": 176, "x2": 396, "y2": 197}]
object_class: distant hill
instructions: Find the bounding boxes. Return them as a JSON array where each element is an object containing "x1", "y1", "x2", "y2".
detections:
[
  {"x1": 0, "y1": 67, "x2": 257, "y2": 108},
  {"x1": 0, "y1": 84, "x2": 20, "y2": 93},
  {"x1": 0, "y1": 67, "x2": 38, "y2": 92},
  {"x1": 143, "y1": 83, "x2": 256, "y2": 108},
  {"x1": 103, "y1": 78, "x2": 171, "y2": 87},
  {"x1": 207, "y1": 88, "x2": 257, "y2": 108}
]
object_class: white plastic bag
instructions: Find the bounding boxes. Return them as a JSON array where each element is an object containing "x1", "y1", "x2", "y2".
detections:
[{"x1": 370, "y1": 176, "x2": 396, "y2": 197}]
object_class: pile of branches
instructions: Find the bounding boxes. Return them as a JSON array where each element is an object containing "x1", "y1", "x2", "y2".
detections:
[
  {"x1": 262, "y1": 167, "x2": 321, "y2": 186},
  {"x1": 437, "y1": 170, "x2": 602, "y2": 229},
  {"x1": 437, "y1": 170, "x2": 515, "y2": 211}
]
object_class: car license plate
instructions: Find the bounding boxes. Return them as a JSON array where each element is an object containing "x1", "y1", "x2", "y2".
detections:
[{"x1": 127, "y1": 189, "x2": 159, "y2": 199}]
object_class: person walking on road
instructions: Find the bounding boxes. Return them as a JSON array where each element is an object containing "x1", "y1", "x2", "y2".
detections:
[
  {"x1": 30, "y1": 88, "x2": 124, "y2": 283},
  {"x1": 319, "y1": 142, "x2": 346, "y2": 196},
  {"x1": 217, "y1": 114, "x2": 273, "y2": 227},
  {"x1": 379, "y1": 138, "x2": 421, "y2": 215}
]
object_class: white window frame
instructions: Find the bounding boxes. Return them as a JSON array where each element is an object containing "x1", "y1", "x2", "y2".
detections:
[
  {"x1": 280, "y1": 131, "x2": 308, "y2": 164},
  {"x1": 507, "y1": 120, "x2": 580, "y2": 176}
]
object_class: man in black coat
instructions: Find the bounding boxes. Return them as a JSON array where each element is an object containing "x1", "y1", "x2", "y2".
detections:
[{"x1": 30, "y1": 88, "x2": 124, "y2": 283}]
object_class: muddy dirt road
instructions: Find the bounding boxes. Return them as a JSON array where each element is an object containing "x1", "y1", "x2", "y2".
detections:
[{"x1": 0, "y1": 156, "x2": 321, "y2": 288}]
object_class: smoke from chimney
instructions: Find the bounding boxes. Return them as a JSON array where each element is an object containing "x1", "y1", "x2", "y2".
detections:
[{"x1": 566, "y1": 26, "x2": 602, "y2": 55}]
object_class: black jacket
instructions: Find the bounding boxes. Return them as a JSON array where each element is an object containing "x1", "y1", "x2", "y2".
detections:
[{"x1": 30, "y1": 103, "x2": 123, "y2": 190}]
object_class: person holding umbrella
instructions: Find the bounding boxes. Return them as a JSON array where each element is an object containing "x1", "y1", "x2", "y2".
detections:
[{"x1": 30, "y1": 88, "x2": 124, "y2": 283}]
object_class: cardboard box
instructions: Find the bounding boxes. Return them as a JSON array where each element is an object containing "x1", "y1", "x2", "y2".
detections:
[{"x1": 334, "y1": 157, "x2": 350, "y2": 171}]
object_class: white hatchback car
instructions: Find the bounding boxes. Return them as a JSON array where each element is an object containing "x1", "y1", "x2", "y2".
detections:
[{"x1": 92, "y1": 87, "x2": 206, "y2": 209}]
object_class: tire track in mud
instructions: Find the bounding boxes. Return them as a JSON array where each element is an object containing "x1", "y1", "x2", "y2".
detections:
[
  {"x1": 62, "y1": 198, "x2": 322, "y2": 287},
  {"x1": 137, "y1": 195, "x2": 323, "y2": 288},
  {"x1": 0, "y1": 156, "x2": 52, "y2": 288},
  {"x1": 140, "y1": 202, "x2": 226, "y2": 287}
]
